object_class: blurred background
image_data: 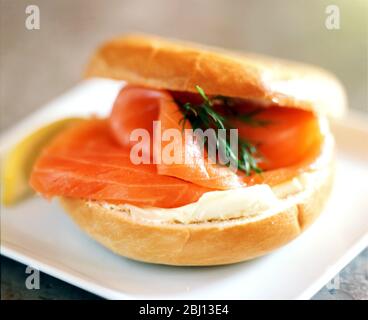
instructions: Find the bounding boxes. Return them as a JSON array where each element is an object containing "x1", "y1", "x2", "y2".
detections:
[
  {"x1": 0, "y1": 0, "x2": 367, "y2": 131},
  {"x1": 1, "y1": 0, "x2": 367, "y2": 300}
]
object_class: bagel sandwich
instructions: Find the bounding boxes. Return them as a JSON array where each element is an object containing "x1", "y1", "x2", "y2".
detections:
[{"x1": 29, "y1": 34, "x2": 346, "y2": 266}]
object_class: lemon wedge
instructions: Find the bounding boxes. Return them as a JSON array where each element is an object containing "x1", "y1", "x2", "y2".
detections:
[{"x1": 1, "y1": 117, "x2": 83, "y2": 206}]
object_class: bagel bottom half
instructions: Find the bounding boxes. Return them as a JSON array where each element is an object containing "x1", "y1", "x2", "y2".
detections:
[{"x1": 59, "y1": 158, "x2": 334, "y2": 266}]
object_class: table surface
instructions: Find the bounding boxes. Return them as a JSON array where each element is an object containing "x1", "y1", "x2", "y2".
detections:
[{"x1": 1, "y1": 0, "x2": 367, "y2": 300}]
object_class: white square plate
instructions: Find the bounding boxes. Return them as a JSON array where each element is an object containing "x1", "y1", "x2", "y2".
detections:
[{"x1": 1, "y1": 79, "x2": 367, "y2": 299}]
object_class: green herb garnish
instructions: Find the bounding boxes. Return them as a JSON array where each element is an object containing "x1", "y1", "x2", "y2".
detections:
[{"x1": 177, "y1": 85, "x2": 264, "y2": 175}]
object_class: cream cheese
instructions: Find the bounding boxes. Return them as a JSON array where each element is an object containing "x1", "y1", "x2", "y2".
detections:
[{"x1": 118, "y1": 184, "x2": 280, "y2": 224}]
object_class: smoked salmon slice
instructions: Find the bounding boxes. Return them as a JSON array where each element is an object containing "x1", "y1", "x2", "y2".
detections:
[
  {"x1": 233, "y1": 106, "x2": 322, "y2": 170},
  {"x1": 110, "y1": 86, "x2": 245, "y2": 189},
  {"x1": 30, "y1": 120, "x2": 211, "y2": 208},
  {"x1": 109, "y1": 86, "x2": 322, "y2": 188}
]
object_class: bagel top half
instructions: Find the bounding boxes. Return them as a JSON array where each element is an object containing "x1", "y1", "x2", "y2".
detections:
[
  {"x1": 85, "y1": 33, "x2": 346, "y2": 118},
  {"x1": 59, "y1": 34, "x2": 345, "y2": 266}
]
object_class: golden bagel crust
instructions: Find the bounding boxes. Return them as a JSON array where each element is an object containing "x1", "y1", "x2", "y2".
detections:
[
  {"x1": 85, "y1": 34, "x2": 346, "y2": 117},
  {"x1": 60, "y1": 161, "x2": 334, "y2": 266}
]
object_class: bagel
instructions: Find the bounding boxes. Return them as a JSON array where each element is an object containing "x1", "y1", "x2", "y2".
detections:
[{"x1": 32, "y1": 34, "x2": 345, "y2": 265}]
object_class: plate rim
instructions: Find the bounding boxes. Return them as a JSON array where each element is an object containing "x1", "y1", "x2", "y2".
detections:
[{"x1": 2, "y1": 233, "x2": 367, "y2": 300}]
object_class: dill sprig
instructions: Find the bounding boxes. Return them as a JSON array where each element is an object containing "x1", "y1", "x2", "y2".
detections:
[{"x1": 178, "y1": 85, "x2": 263, "y2": 175}]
